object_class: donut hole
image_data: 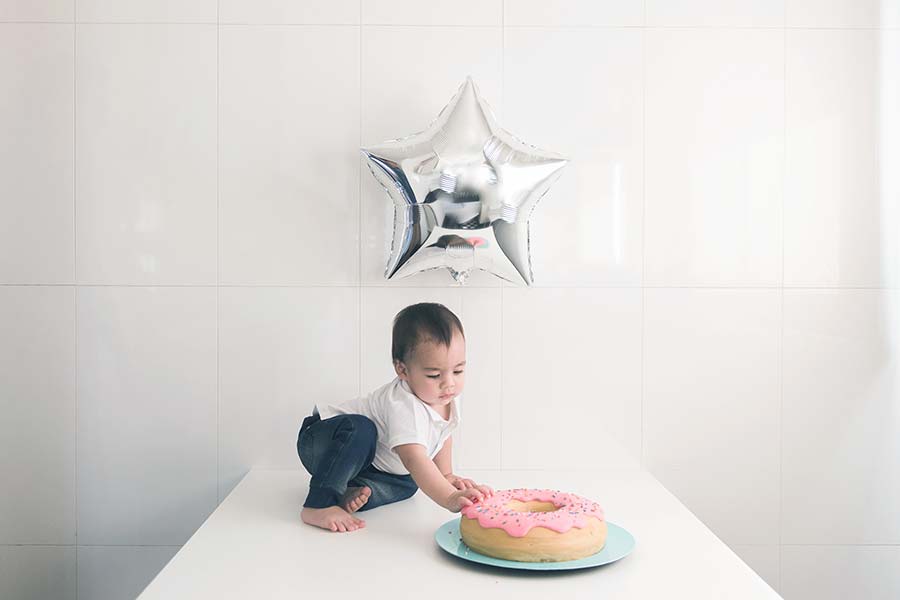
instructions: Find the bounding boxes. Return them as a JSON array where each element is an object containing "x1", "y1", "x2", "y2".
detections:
[{"x1": 504, "y1": 500, "x2": 558, "y2": 513}]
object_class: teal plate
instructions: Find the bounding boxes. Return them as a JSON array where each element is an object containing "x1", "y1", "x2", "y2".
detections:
[{"x1": 435, "y1": 518, "x2": 636, "y2": 571}]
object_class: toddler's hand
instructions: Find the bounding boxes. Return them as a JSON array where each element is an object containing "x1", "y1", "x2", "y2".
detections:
[
  {"x1": 445, "y1": 474, "x2": 495, "y2": 498},
  {"x1": 446, "y1": 488, "x2": 486, "y2": 513}
]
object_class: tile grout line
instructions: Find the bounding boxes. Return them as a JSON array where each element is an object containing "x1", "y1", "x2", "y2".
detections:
[
  {"x1": 4, "y1": 282, "x2": 897, "y2": 290},
  {"x1": 358, "y1": 0, "x2": 362, "y2": 400},
  {"x1": 73, "y1": 4, "x2": 78, "y2": 597},
  {"x1": 499, "y1": 0, "x2": 504, "y2": 471},
  {"x1": 639, "y1": 0, "x2": 646, "y2": 470},
  {"x1": 778, "y1": 13, "x2": 786, "y2": 593},
  {"x1": 0, "y1": 543, "x2": 182, "y2": 548},
  {"x1": 216, "y1": 0, "x2": 220, "y2": 506},
  {"x1": 458, "y1": 285, "x2": 464, "y2": 468},
  {"x1": 1, "y1": 19, "x2": 898, "y2": 30},
  {"x1": 5, "y1": 21, "x2": 896, "y2": 31},
  {"x1": 4, "y1": 282, "x2": 900, "y2": 288}
]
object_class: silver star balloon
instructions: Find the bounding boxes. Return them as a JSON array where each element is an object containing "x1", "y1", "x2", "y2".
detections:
[{"x1": 362, "y1": 77, "x2": 567, "y2": 285}]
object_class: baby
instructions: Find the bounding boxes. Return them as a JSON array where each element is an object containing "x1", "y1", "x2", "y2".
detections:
[{"x1": 297, "y1": 302, "x2": 494, "y2": 533}]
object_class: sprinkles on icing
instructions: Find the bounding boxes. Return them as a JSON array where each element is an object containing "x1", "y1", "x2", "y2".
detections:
[{"x1": 460, "y1": 488, "x2": 605, "y2": 538}]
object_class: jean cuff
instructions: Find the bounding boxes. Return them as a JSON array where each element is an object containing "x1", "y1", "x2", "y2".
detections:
[{"x1": 303, "y1": 485, "x2": 342, "y2": 509}]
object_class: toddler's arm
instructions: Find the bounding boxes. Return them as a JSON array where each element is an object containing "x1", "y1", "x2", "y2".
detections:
[
  {"x1": 432, "y1": 435, "x2": 453, "y2": 476},
  {"x1": 394, "y1": 443, "x2": 485, "y2": 512}
]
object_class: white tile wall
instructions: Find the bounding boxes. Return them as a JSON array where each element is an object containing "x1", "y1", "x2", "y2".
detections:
[
  {"x1": 75, "y1": 24, "x2": 217, "y2": 285},
  {"x1": 501, "y1": 288, "x2": 643, "y2": 469},
  {"x1": 0, "y1": 0, "x2": 72, "y2": 21},
  {"x1": 76, "y1": 287, "x2": 218, "y2": 546},
  {"x1": 218, "y1": 25, "x2": 360, "y2": 285},
  {"x1": 504, "y1": 27, "x2": 643, "y2": 286},
  {"x1": 76, "y1": 546, "x2": 179, "y2": 600},
  {"x1": 360, "y1": 27, "x2": 503, "y2": 151},
  {"x1": 453, "y1": 288, "x2": 504, "y2": 470},
  {"x1": 75, "y1": 0, "x2": 216, "y2": 23},
  {"x1": 0, "y1": 24, "x2": 74, "y2": 284},
  {"x1": 646, "y1": 0, "x2": 784, "y2": 27},
  {"x1": 363, "y1": 0, "x2": 503, "y2": 26},
  {"x1": 2, "y1": 1, "x2": 899, "y2": 598},
  {"x1": 786, "y1": 0, "x2": 900, "y2": 29},
  {"x1": 503, "y1": 0, "x2": 643, "y2": 27},
  {"x1": 784, "y1": 29, "x2": 899, "y2": 288},
  {"x1": 644, "y1": 289, "x2": 781, "y2": 546},
  {"x1": 0, "y1": 547, "x2": 76, "y2": 600},
  {"x1": 644, "y1": 28, "x2": 783, "y2": 287},
  {"x1": 782, "y1": 290, "x2": 900, "y2": 545},
  {"x1": 217, "y1": 287, "x2": 360, "y2": 501},
  {"x1": 781, "y1": 546, "x2": 900, "y2": 600},
  {"x1": 218, "y1": 0, "x2": 358, "y2": 25},
  {"x1": 0, "y1": 287, "x2": 75, "y2": 545}
]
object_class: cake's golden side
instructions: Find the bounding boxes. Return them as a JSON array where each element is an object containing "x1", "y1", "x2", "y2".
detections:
[{"x1": 460, "y1": 515, "x2": 607, "y2": 562}]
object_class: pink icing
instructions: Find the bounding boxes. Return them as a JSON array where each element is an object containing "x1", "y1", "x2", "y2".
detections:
[{"x1": 460, "y1": 488, "x2": 605, "y2": 538}]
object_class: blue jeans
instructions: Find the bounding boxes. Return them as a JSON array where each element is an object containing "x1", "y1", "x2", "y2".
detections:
[{"x1": 296, "y1": 408, "x2": 419, "y2": 511}]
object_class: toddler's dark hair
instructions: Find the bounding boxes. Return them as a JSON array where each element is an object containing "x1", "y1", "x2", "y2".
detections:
[{"x1": 392, "y1": 303, "x2": 465, "y2": 365}]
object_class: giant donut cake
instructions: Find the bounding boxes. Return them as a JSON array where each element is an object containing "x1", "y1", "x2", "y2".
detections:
[{"x1": 459, "y1": 488, "x2": 607, "y2": 562}]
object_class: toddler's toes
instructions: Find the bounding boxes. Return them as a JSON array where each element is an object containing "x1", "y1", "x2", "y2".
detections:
[{"x1": 342, "y1": 486, "x2": 371, "y2": 514}]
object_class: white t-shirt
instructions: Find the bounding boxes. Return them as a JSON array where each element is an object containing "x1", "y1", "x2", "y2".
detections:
[{"x1": 315, "y1": 376, "x2": 461, "y2": 476}]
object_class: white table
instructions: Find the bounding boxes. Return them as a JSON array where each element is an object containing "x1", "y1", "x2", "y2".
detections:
[{"x1": 138, "y1": 468, "x2": 782, "y2": 599}]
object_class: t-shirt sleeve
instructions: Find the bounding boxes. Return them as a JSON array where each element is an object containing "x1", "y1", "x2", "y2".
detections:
[{"x1": 385, "y1": 395, "x2": 431, "y2": 451}]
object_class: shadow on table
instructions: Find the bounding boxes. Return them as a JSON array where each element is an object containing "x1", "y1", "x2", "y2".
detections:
[{"x1": 431, "y1": 544, "x2": 630, "y2": 579}]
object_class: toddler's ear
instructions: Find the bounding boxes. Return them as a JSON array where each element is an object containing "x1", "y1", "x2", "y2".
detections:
[{"x1": 393, "y1": 360, "x2": 408, "y2": 379}]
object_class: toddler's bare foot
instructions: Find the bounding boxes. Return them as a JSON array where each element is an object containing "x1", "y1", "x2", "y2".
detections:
[
  {"x1": 341, "y1": 486, "x2": 371, "y2": 513},
  {"x1": 301, "y1": 506, "x2": 366, "y2": 533}
]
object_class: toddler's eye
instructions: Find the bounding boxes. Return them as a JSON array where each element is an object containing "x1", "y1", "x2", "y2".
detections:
[{"x1": 426, "y1": 371, "x2": 463, "y2": 378}]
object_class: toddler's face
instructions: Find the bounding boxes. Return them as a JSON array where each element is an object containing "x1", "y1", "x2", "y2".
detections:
[{"x1": 394, "y1": 329, "x2": 466, "y2": 411}]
